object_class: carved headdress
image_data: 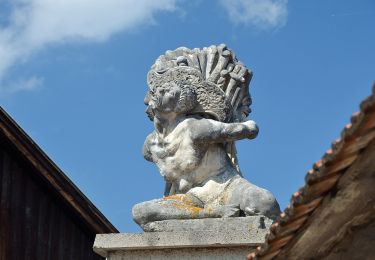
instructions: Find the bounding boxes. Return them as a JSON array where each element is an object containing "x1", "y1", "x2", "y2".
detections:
[{"x1": 147, "y1": 44, "x2": 253, "y2": 123}]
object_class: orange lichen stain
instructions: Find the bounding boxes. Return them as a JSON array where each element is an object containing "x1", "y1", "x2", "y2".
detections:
[
  {"x1": 206, "y1": 206, "x2": 213, "y2": 216},
  {"x1": 161, "y1": 195, "x2": 202, "y2": 216},
  {"x1": 162, "y1": 194, "x2": 195, "y2": 205},
  {"x1": 161, "y1": 195, "x2": 185, "y2": 202},
  {"x1": 171, "y1": 202, "x2": 202, "y2": 216}
]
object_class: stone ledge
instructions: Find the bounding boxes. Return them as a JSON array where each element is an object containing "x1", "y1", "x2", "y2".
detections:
[
  {"x1": 106, "y1": 247, "x2": 253, "y2": 260},
  {"x1": 93, "y1": 217, "x2": 272, "y2": 259},
  {"x1": 94, "y1": 230, "x2": 265, "y2": 257},
  {"x1": 143, "y1": 216, "x2": 273, "y2": 232}
]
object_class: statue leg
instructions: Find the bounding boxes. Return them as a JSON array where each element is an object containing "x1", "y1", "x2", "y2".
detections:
[
  {"x1": 132, "y1": 194, "x2": 206, "y2": 226},
  {"x1": 226, "y1": 178, "x2": 281, "y2": 220},
  {"x1": 132, "y1": 193, "x2": 244, "y2": 227}
]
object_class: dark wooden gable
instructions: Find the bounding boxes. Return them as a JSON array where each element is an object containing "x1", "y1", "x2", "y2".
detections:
[{"x1": 0, "y1": 107, "x2": 118, "y2": 260}]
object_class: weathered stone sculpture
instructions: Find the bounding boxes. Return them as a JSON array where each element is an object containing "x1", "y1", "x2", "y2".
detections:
[{"x1": 132, "y1": 44, "x2": 280, "y2": 229}]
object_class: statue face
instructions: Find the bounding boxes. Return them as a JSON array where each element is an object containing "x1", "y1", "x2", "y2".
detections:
[{"x1": 149, "y1": 83, "x2": 181, "y2": 113}]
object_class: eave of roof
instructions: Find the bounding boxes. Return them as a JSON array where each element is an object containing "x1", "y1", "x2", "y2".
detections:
[
  {"x1": 0, "y1": 107, "x2": 119, "y2": 234},
  {"x1": 247, "y1": 84, "x2": 375, "y2": 260}
]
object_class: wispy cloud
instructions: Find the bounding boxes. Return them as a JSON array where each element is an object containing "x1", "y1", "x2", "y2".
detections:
[
  {"x1": 219, "y1": 0, "x2": 288, "y2": 30},
  {"x1": 0, "y1": 76, "x2": 44, "y2": 95},
  {"x1": 0, "y1": 0, "x2": 179, "y2": 93}
]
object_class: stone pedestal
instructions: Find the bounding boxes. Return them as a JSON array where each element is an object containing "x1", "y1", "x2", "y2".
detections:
[{"x1": 93, "y1": 216, "x2": 271, "y2": 260}]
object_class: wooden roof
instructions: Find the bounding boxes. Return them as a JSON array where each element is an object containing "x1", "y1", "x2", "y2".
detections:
[
  {"x1": 0, "y1": 107, "x2": 118, "y2": 234},
  {"x1": 248, "y1": 84, "x2": 375, "y2": 260}
]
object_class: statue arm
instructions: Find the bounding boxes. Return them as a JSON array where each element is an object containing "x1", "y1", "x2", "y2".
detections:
[
  {"x1": 143, "y1": 132, "x2": 155, "y2": 162},
  {"x1": 190, "y1": 119, "x2": 258, "y2": 143}
]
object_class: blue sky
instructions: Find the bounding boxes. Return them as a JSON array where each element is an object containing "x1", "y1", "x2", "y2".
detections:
[{"x1": 0, "y1": 0, "x2": 374, "y2": 232}]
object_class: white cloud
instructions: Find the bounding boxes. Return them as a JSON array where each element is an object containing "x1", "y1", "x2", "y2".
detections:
[
  {"x1": 0, "y1": 0, "x2": 179, "y2": 93},
  {"x1": 0, "y1": 76, "x2": 44, "y2": 94},
  {"x1": 219, "y1": 0, "x2": 288, "y2": 29}
]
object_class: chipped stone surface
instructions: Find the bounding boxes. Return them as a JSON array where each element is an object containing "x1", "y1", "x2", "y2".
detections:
[
  {"x1": 93, "y1": 226, "x2": 268, "y2": 259},
  {"x1": 142, "y1": 216, "x2": 273, "y2": 232},
  {"x1": 107, "y1": 247, "x2": 252, "y2": 260}
]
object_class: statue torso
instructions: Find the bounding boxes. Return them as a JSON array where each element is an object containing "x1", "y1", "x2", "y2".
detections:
[{"x1": 147, "y1": 118, "x2": 232, "y2": 192}]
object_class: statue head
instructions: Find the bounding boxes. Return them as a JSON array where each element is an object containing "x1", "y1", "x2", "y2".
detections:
[
  {"x1": 146, "y1": 82, "x2": 197, "y2": 115},
  {"x1": 145, "y1": 44, "x2": 253, "y2": 123}
]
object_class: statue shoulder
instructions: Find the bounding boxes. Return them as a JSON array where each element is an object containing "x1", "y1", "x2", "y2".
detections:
[
  {"x1": 182, "y1": 117, "x2": 215, "y2": 141},
  {"x1": 181, "y1": 117, "x2": 211, "y2": 129},
  {"x1": 181, "y1": 117, "x2": 199, "y2": 125}
]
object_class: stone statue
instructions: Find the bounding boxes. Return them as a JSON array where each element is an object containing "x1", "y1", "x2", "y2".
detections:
[{"x1": 132, "y1": 44, "x2": 280, "y2": 228}]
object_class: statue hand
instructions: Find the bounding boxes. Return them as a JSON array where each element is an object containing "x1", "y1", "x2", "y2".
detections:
[{"x1": 243, "y1": 120, "x2": 259, "y2": 139}]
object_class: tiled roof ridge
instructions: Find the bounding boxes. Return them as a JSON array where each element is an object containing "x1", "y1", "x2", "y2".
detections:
[{"x1": 247, "y1": 84, "x2": 375, "y2": 260}]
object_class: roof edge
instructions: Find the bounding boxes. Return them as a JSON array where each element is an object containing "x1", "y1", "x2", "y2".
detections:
[
  {"x1": 247, "y1": 83, "x2": 375, "y2": 259},
  {"x1": 0, "y1": 107, "x2": 119, "y2": 234}
]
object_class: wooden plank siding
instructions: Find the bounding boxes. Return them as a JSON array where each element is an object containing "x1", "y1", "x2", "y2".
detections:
[{"x1": 0, "y1": 131, "x2": 103, "y2": 260}]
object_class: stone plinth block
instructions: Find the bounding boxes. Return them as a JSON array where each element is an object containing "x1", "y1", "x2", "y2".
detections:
[
  {"x1": 142, "y1": 215, "x2": 272, "y2": 232},
  {"x1": 93, "y1": 217, "x2": 271, "y2": 260}
]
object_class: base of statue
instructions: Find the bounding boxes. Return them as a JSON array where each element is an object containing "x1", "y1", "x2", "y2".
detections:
[{"x1": 93, "y1": 216, "x2": 272, "y2": 260}]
